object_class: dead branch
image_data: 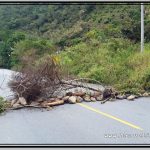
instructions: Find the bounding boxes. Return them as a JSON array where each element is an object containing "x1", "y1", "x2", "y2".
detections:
[
  {"x1": 60, "y1": 80, "x2": 102, "y2": 92},
  {"x1": 8, "y1": 55, "x2": 62, "y2": 102},
  {"x1": 46, "y1": 100, "x2": 64, "y2": 106},
  {"x1": 64, "y1": 78, "x2": 104, "y2": 86}
]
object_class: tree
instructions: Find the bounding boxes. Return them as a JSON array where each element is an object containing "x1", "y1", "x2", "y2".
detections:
[{"x1": 0, "y1": 31, "x2": 25, "y2": 68}]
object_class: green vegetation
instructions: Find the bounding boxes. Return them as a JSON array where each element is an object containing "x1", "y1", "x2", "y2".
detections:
[
  {"x1": 0, "y1": 4, "x2": 150, "y2": 94},
  {"x1": 11, "y1": 37, "x2": 56, "y2": 69},
  {"x1": 60, "y1": 39, "x2": 150, "y2": 93},
  {"x1": 0, "y1": 97, "x2": 7, "y2": 113}
]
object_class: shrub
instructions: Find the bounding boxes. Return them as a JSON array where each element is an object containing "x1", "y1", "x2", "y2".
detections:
[
  {"x1": 11, "y1": 38, "x2": 56, "y2": 69},
  {"x1": 59, "y1": 38, "x2": 150, "y2": 94}
]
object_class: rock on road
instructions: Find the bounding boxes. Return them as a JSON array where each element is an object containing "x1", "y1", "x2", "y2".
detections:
[{"x1": 0, "y1": 69, "x2": 150, "y2": 145}]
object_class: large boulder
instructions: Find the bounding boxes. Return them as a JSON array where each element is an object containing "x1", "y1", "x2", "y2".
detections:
[
  {"x1": 0, "y1": 69, "x2": 16, "y2": 100},
  {"x1": 83, "y1": 95, "x2": 91, "y2": 102},
  {"x1": 18, "y1": 97, "x2": 27, "y2": 105},
  {"x1": 76, "y1": 96, "x2": 83, "y2": 103},
  {"x1": 127, "y1": 95, "x2": 136, "y2": 100},
  {"x1": 68, "y1": 96, "x2": 77, "y2": 104},
  {"x1": 90, "y1": 97, "x2": 96, "y2": 102}
]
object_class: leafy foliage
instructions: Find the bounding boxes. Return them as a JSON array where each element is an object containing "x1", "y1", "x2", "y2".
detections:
[
  {"x1": 11, "y1": 38, "x2": 56, "y2": 69},
  {"x1": 60, "y1": 39, "x2": 150, "y2": 93},
  {"x1": 0, "y1": 4, "x2": 150, "y2": 93},
  {"x1": 0, "y1": 31, "x2": 25, "y2": 68}
]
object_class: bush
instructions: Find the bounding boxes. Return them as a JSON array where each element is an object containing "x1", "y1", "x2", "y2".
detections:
[
  {"x1": 11, "y1": 38, "x2": 56, "y2": 69},
  {"x1": 119, "y1": 49, "x2": 150, "y2": 93},
  {"x1": 59, "y1": 38, "x2": 150, "y2": 94}
]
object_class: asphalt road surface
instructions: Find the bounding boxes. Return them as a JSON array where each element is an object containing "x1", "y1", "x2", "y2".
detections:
[{"x1": 0, "y1": 69, "x2": 150, "y2": 145}]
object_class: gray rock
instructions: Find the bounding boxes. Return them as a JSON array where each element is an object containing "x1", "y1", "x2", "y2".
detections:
[
  {"x1": 76, "y1": 96, "x2": 83, "y2": 103},
  {"x1": 90, "y1": 97, "x2": 96, "y2": 102},
  {"x1": 116, "y1": 95, "x2": 126, "y2": 100},
  {"x1": 96, "y1": 95, "x2": 103, "y2": 101},
  {"x1": 127, "y1": 95, "x2": 136, "y2": 100},
  {"x1": 68, "y1": 96, "x2": 77, "y2": 104},
  {"x1": 18, "y1": 97, "x2": 27, "y2": 105},
  {"x1": 83, "y1": 95, "x2": 91, "y2": 102},
  {"x1": 143, "y1": 92, "x2": 149, "y2": 97}
]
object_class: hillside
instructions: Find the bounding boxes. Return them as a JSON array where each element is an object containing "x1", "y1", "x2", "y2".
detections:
[
  {"x1": 0, "y1": 3, "x2": 150, "y2": 93},
  {"x1": 0, "y1": 4, "x2": 144, "y2": 41}
]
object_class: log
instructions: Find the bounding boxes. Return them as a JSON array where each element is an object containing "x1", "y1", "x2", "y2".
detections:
[
  {"x1": 60, "y1": 80, "x2": 101, "y2": 92},
  {"x1": 73, "y1": 92, "x2": 86, "y2": 97},
  {"x1": 47, "y1": 100, "x2": 64, "y2": 106}
]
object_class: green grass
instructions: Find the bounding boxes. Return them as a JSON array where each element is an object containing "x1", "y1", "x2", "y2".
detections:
[
  {"x1": 0, "y1": 97, "x2": 7, "y2": 113},
  {"x1": 60, "y1": 38, "x2": 150, "y2": 94}
]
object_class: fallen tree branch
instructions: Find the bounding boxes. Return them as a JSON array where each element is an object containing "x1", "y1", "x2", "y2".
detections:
[
  {"x1": 60, "y1": 80, "x2": 102, "y2": 92},
  {"x1": 63, "y1": 78, "x2": 104, "y2": 86},
  {"x1": 46, "y1": 100, "x2": 64, "y2": 106}
]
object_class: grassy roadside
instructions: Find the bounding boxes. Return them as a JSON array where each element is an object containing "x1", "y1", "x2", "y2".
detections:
[{"x1": 60, "y1": 38, "x2": 150, "y2": 94}]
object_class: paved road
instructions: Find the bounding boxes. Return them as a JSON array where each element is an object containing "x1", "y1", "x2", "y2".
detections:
[
  {"x1": 0, "y1": 69, "x2": 150, "y2": 145},
  {"x1": 0, "y1": 98, "x2": 150, "y2": 145}
]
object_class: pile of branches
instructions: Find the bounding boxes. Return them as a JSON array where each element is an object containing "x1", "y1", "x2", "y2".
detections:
[
  {"x1": 6, "y1": 53, "x2": 150, "y2": 110},
  {"x1": 8, "y1": 54, "x2": 113, "y2": 107},
  {"x1": 8, "y1": 56, "x2": 62, "y2": 102}
]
